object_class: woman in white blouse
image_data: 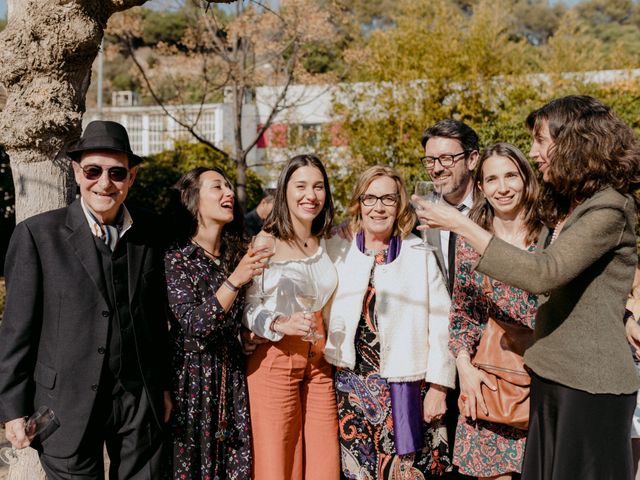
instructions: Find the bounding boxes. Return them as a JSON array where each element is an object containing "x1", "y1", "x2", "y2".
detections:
[
  {"x1": 243, "y1": 154, "x2": 340, "y2": 480},
  {"x1": 324, "y1": 165, "x2": 455, "y2": 478}
]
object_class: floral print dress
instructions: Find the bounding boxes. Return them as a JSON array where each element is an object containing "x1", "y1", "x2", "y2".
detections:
[
  {"x1": 449, "y1": 238, "x2": 538, "y2": 477},
  {"x1": 164, "y1": 242, "x2": 250, "y2": 480},
  {"x1": 335, "y1": 249, "x2": 451, "y2": 480}
]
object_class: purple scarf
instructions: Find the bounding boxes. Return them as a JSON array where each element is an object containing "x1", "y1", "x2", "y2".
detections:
[{"x1": 356, "y1": 232, "x2": 424, "y2": 455}]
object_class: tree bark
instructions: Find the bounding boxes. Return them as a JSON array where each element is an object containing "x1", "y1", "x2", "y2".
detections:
[{"x1": 0, "y1": 0, "x2": 148, "y2": 223}]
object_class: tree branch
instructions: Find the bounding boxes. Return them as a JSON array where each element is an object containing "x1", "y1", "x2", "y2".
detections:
[{"x1": 124, "y1": 36, "x2": 230, "y2": 158}]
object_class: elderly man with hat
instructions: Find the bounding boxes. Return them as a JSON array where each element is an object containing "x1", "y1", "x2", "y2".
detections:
[{"x1": 0, "y1": 121, "x2": 171, "y2": 479}]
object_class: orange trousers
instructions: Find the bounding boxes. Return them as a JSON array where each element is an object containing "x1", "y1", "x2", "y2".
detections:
[{"x1": 246, "y1": 319, "x2": 340, "y2": 480}]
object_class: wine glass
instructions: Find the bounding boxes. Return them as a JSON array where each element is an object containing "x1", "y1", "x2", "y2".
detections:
[
  {"x1": 251, "y1": 235, "x2": 277, "y2": 302},
  {"x1": 412, "y1": 181, "x2": 440, "y2": 251},
  {"x1": 295, "y1": 278, "x2": 322, "y2": 344},
  {"x1": 0, "y1": 406, "x2": 56, "y2": 465}
]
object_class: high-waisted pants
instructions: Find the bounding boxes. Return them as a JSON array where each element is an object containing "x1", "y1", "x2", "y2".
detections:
[{"x1": 246, "y1": 321, "x2": 340, "y2": 480}]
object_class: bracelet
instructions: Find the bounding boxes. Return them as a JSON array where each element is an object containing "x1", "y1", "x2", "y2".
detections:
[
  {"x1": 223, "y1": 278, "x2": 240, "y2": 293},
  {"x1": 270, "y1": 316, "x2": 283, "y2": 334}
]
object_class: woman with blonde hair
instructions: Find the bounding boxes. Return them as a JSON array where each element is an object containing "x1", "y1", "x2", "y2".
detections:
[{"x1": 325, "y1": 165, "x2": 455, "y2": 478}]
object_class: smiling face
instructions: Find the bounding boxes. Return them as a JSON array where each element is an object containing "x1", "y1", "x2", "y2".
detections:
[
  {"x1": 529, "y1": 119, "x2": 554, "y2": 182},
  {"x1": 73, "y1": 150, "x2": 137, "y2": 224},
  {"x1": 423, "y1": 136, "x2": 477, "y2": 205},
  {"x1": 285, "y1": 165, "x2": 326, "y2": 227},
  {"x1": 479, "y1": 154, "x2": 525, "y2": 220},
  {"x1": 196, "y1": 170, "x2": 235, "y2": 226},
  {"x1": 360, "y1": 175, "x2": 398, "y2": 241}
]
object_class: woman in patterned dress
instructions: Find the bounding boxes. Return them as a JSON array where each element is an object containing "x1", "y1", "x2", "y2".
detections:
[
  {"x1": 447, "y1": 143, "x2": 541, "y2": 479},
  {"x1": 324, "y1": 165, "x2": 456, "y2": 479},
  {"x1": 164, "y1": 167, "x2": 271, "y2": 479}
]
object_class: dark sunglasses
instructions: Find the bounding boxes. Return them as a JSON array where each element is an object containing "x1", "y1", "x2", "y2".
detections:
[{"x1": 78, "y1": 164, "x2": 130, "y2": 182}]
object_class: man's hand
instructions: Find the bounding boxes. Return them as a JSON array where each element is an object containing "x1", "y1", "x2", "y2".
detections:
[
  {"x1": 163, "y1": 391, "x2": 172, "y2": 423},
  {"x1": 5, "y1": 417, "x2": 30, "y2": 449},
  {"x1": 240, "y1": 327, "x2": 269, "y2": 355},
  {"x1": 423, "y1": 384, "x2": 448, "y2": 423},
  {"x1": 625, "y1": 311, "x2": 640, "y2": 359}
]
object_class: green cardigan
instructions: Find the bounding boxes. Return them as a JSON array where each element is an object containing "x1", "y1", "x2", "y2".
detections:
[{"x1": 476, "y1": 187, "x2": 639, "y2": 395}]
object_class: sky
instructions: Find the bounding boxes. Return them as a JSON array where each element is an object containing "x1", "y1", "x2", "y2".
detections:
[{"x1": 0, "y1": 0, "x2": 585, "y2": 20}]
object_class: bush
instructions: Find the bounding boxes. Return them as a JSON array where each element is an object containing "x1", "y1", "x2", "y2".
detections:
[{"x1": 127, "y1": 142, "x2": 264, "y2": 215}]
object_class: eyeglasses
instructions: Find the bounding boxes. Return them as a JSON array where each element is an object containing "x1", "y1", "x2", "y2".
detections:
[
  {"x1": 78, "y1": 164, "x2": 130, "y2": 182},
  {"x1": 359, "y1": 193, "x2": 399, "y2": 207},
  {"x1": 421, "y1": 151, "x2": 468, "y2": 170}
]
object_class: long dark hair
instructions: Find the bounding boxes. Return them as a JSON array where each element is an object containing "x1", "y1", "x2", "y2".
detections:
[
  {"x1": 469, "y1": 142, "x2": 542, "y2": 245},
  {"x1": 263, "y1": 154, "x2": 334, "y2": 240},
  {"x1": 526, "y1": 95, "x2": 640, "y2": 224},
  {"x1": 170, "y1": 166, "x2": 247, "y2": 272}
]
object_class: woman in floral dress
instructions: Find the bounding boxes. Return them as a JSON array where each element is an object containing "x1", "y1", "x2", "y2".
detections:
[
  {"x1": 325, "y1": 166, "x2": 455, "y2": 479},
  {"x1": 447, "y1": 143, "x2": 541, "y2": 479},
  {"x1": 164, "y1": 167, "x2": 271, "y2": 479}
]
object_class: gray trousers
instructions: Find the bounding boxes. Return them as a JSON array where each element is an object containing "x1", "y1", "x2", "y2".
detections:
[{"x1": 39, "y1": 385, "x2": 165, "y2": 480}]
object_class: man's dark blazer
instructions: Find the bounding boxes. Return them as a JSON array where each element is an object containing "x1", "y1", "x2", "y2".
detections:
[{"x1": 0, "y1": 199, "x2": 169, "y2": 458}]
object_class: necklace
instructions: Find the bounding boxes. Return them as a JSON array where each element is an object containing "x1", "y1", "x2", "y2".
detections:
[
  {"x1": 550, "y1": 215, "x2": 570, "y2": 244},
  {"x1": 192, "y1": 239, "x2": 221, "y2": 264},
  {"x1": 295, "y1": 235, "x2": 312, "y2": 248}
]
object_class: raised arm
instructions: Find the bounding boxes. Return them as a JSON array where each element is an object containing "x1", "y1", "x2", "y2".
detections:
[
  {"x1": 164, "y1": 250, "x2": 238, "y2": 340},
  {"x1": 476, "y1": 206, "x2": 627, "y2": 294}
]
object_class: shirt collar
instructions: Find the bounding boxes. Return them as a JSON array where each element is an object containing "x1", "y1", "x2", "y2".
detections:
[
  {"x1": 444, "y1": 191, "x2": 474, "y2": 213},
  {"x1": 80, "y1": 197, "x2": 133, "y2": 240}
]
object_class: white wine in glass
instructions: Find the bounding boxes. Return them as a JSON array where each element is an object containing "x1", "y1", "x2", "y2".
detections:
[
  {"x1": 295, "y1": 278, "x2": 321, "y2": 344},
  {"x1": 412, "y1": 181, "x2": 440, "y2": 251},
  {"x1": 251, "y1": 235, "x2": 276, "y2": 301}
]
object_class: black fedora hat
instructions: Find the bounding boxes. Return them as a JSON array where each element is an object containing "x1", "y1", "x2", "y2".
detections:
[{"x1": 67, "y1": 120, "x2": 144, "y2": 166}]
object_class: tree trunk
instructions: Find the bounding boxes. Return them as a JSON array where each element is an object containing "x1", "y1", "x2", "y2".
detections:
[
  {"x1": 233, "y1": 82, "x2": 248, "y2": 211},
  {"x1": 0, "y1": 0, "x2": 148, "y2": 223}
]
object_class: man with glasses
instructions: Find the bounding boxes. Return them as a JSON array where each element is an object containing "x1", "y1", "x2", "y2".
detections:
[
  {"x1": 420, "y1": 119, "x2": 479, "y2": 294},
  {"x1": 420, "y1": 119, "x2": 479, "y2": 480},
  {"x1": 0, "y1": 121, "x2": 170, "y2": 479}
]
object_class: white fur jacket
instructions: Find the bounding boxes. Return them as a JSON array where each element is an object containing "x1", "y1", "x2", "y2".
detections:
[{"x1": 323, "y1": 234, "x2": 456, "y2": 387}]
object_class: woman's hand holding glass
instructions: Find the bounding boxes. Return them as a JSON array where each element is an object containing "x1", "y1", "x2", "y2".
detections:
[
  {"x1": 455, "y1": 353, "x2": 496, "y2": 421},
  {"x1": 248, "y1": 235, "x2": 277, "y2": 300},
  {"x1": 228, "y1": 243, "x2": 274, "y2": 289},
  {"x1": 271, "y1": 312, "x2": 316, "y2": 337},
  {"x1": 412, "y1": 196, "x2": 464, "y2": 232}
]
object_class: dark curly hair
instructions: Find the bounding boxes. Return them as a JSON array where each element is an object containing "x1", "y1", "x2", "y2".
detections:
[
  {"x1": 526, "y1": 95, "x2": 640, "y2": 225},
  {"x1": 169, "y1": 166, "x2": 248, "y2": 274}
]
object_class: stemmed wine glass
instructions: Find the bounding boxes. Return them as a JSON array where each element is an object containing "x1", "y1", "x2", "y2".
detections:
[
  {"x1": 0, "y1": 406, "x2": 56, "y2": 465},
  {"x1": 251, "y1": 235, "x2": 277, "y2": 302},
  {"x1": 294, "y1": 275, "x2": 321, "y2": 344},
  {"x1": 412, "y1": 180, "x2": 441, "y2": 251}
]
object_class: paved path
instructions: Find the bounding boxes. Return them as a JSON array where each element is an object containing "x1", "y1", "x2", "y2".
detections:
[{"x1": 0, "y1": 425, "x2": 9, "y2": 480}]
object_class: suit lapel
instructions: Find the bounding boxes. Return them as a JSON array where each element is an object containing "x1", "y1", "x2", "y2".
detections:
[
  {"x1": 65, "y1": 201, "x2": 110, "y2": 305},
  {"x1": 426, "y1": 228, "x2": 447, "y2": 284}
]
